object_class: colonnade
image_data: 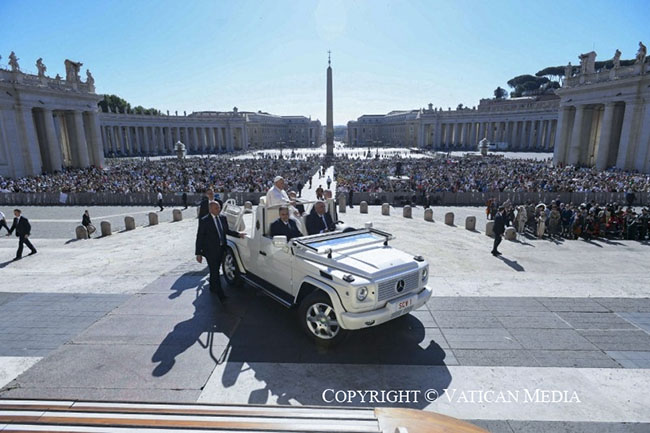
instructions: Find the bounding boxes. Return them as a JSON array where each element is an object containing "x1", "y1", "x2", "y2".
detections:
[
  {"x1": 426, "y1": 118, "x2": 557, "y2": 150},
  {"x1": 100, "y1": 124, "x2": 247, "y2": 156},
  {"x1": 553, "y1": 100, "x2": 650, "y2": 171},
  {"x1": 0, "y1": 106, "x2": 103, "y2": 177}
]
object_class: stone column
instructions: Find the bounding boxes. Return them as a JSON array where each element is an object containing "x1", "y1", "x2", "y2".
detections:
[
  {"x1": 85, "y1": 111, "x2": 105, "y2": 167},
  {"x1": 242, "y1": 125, "x2": 249, "y2": 150},
  {"x1": 495, "y1": 121, "x2": 503, "y2": 143},
  {"x1": 615, "y1": 101, "x2": 640, "y2": 170},
  {"x1": 595, "y1": 103, "x2": 616, "y2": 170},
  {"x1": 526, "y1": 120, "x2": 535, "y2": 150},
  {"x1": 567, "y1": 105, "x2": 586, "y2": 165},
  {"x1": 1, "y1": 108, "x2": 28, "y2": 177},
  {"x1": 635, "y1": 105, "x2": 650, "y2": 172},
  {"x1": 478, "y1": 122, "x2": 486, "y2": 141},
  {"x1": 16, "y1": 106, "x2": 42, "y2": 175},
  {"x1": 486, "y1": 122, "x2": 494, "y2": 141},
  {"x1": 41, "y1": 109, "x2": 63, "y2": 172},
  {"x1": 553, "y1": 107, "x2": 572, "y2": 165},
  {"x1": 227, "y1": 125, "x2": 233, "y2": 151},
  {"x1": 144, "y1": 126, "x2": 151, "y2": 154},
  {"x1": 68, "y1": 111, "x2": 90, "y2": 167},
  {"x1": 162, "y1": 127, "x2": 171, "y2": 155},
  {"x1": 192, "y1": 127, "x2": 199, "y2": 153}
]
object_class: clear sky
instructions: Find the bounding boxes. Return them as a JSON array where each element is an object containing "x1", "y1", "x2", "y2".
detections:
[{"x1": 1, "y1": 0, "x2": 647, "y2": 124}]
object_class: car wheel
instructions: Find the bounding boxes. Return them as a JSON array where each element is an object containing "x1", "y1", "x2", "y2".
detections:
[
  {"x1": 222, "y1": 248, "x2": 242, "y2": 287},
  {"x1": 299, "y1": 291, "x2": 347, "y2": 346}
]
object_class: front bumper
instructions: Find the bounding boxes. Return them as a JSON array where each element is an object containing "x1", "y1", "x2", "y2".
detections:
[{"x1": 338, "y1": 286, "x2": 433, "y2": 330}]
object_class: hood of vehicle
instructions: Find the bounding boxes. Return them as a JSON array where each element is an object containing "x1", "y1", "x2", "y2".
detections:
[{"x1": 304, "y1": 244, "x2": 420, "y2": 279}]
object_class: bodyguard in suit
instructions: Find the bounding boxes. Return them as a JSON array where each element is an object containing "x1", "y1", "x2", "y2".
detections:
[
  {"x1": 195, "y1": 200, "x2": 245, "y2": 301},
  {"x1": 270, "y1": 206, "x2": 303, "y2": 241},
  {"x1": 492, "y1": 206, "x2": 506, "y2": 257},
  {"x1": 8, "y1": 209, "x2": 37, "y2": 261},
  {"x1": 306, "y1": 200, "x2": 336, "y2": 235},
  {"x1": 198, "y1": 189, "x2": 215, "y2": 219}
]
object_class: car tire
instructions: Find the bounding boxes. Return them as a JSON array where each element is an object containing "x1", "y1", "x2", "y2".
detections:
[
  {"x1": 222, "y1": 248, "x2": 242, "y2": 287},
  {"x1": 299, "y1": 291, "x2": 347, "y2": 347}
]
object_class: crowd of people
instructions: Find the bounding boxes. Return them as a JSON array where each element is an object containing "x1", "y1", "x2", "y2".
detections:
[
  {"x1": 334, "y1": 154, "x2": 650, "y2": 194},
  {"x1": 488, "y1": 197, "x2": 650, "y2": 241},
  {"x1": 0, "y1": 155, "x2": 320, "y2": 194}
]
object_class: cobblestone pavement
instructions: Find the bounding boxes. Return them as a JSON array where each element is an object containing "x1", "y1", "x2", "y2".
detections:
[{"x1": 1, "y1": 202, "x2": 649, "y2": 432}]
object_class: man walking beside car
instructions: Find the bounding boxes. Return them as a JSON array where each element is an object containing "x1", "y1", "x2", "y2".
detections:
[
  {"x1": 8, "y1": 209, "x2": 37, "y2": 261},
  {"x1": 195, "y1": 201, "x2": 245, "y2": 301},
  {"x1": 492, "y1": 206, "x2": 505, "y2": 257}
]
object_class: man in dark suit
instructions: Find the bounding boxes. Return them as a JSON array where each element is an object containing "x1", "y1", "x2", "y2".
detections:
[
  {"x1": 195, "y1": 200, "x2": 245, "y2": 301},
  {"x1": 492, "y1": 206, "x2": 505, "y2": 257},
  {"x1": 198, "y1": 189, "x2": 214, "y2": 219},
  {"x1": 8, "y1": 209, "x2": 37, "y2": 261},
  {"x1": 306, "y1": 201, "x2": 336, "y2": 235},
  {"x1": 270, "y1": 206, "x2": 302, "y2": 241}
]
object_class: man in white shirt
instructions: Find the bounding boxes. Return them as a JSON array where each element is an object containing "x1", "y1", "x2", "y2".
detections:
[
  {"x1": 265, "y1": 176, "x2": 292, "y2": 208},
  {"x1": 0, "y1": 210, "x2": 9, "y2": 234},
  {"x1": 157, "y1": 190, "x2": 164, "y2": 212}
]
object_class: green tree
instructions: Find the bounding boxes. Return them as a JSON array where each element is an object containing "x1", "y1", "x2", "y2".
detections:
[
  {"x1": 493, "y1": 86, "x2": 507, "y2": 99},
  {"x1": 98, "y1": 94, "x2": 160, "y2": 115}
]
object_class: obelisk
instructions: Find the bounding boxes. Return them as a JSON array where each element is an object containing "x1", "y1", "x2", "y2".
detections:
[{"x1": 326, "y1": 51, "x2": 334, "y2": 156}]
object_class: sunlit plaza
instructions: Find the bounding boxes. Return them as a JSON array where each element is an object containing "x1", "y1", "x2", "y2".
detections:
[{"x1": 1, "y1": 2, "x2": 650, "y2": 432}]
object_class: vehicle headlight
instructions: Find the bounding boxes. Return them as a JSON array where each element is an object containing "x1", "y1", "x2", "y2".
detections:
[
  {"x1": 421, "y1": 267, "x2": 428, "y2": 283},
  {"x1": 356, "y1": 286, "x2": 368, "y2": 301}
]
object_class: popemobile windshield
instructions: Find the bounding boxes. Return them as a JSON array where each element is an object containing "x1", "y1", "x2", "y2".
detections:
[{"x1": 218, "y1": 197, "x2": 432, "y2": 345}]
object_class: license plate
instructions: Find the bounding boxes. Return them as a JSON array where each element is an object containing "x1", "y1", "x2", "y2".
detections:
[{"x1": 397, "y1": 299, "x2": 413, "y2": 310}]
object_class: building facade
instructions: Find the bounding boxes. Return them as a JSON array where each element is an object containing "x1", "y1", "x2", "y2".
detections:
[
  {"x1": 98, "y1": 109, "x2": 322, "y2": 157},
  {"x1": 553, "y1": 46, "x2": 650, "y2": 172},
  {"x1": 0, "y1": 55, "x2": 103, "y2": 178},
  {"x1": 347, "y1": 97, "x2": 560, "y2": 151}
]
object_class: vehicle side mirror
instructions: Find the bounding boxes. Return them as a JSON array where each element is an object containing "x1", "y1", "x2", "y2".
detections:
[{"x1": 272, "y1": 235, "x2": 287, "y2": 248}]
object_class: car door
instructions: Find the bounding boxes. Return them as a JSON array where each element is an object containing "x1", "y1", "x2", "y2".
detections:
[{"x1": 258, "y1": 237, "x2": 294, "y2": 296}]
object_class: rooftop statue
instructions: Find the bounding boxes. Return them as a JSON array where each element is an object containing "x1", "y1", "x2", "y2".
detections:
[
  {"x1": 8, "y1": 51, "x2": 20, "y2": 72},
  {"x1": 36, "y1": 58, "x2": 47, "y2": 77},
  {"x1": 612, "y1": 49, "x2": 621, "y2": 69},
  {"x1": 86, "y1": 69, "x2": 94, "y2": 86},
  {"x1": 564, "y1": 62, "x2": 573, "y2": 78},
  {"x1": 578, "y1": 51, "x2": 596, "y2": 75},
  {"x1": 64, "y1": 59, "x2": 83, "y2": 82},
  {"x1": 636, "y1": 41, "x2": 647, "y2": 64}
]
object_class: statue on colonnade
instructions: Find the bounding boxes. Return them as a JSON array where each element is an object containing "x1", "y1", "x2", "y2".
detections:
[
  {"x1": 36, "y1": 58, "x2": 47, "y2": 77},
  {"x1": 64, "y1": 59, "x2": 83, "y2": 82},
  {"x1": 9, "y1": 51, "x2": 20, "y2": 72},
  {"x1": 578, "y1": 51, "x2": 596, "y2": 75},
  {"x1": 636, "y1": 41, "x2": 647, "y2": 65}
]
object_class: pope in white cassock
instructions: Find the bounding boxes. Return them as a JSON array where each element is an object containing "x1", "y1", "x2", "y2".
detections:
[
  {"x1": 265, "y1": 176, "x2": 291, "y2": 208},
  {"x1": 265, "y1": 176, "x2": 304, "y2": 234}
]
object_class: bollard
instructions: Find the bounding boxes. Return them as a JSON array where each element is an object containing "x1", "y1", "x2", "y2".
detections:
[
  {"x1": 403, "y1": 205, "x2": 412, "y2": 218},
  {"x1": 424, "y1": 208, "x2": 434, "y2": 222},
  {"x1": 100, "y1": 221, "x2": 112, "y2": 237},
  {"x1": 196, "y1": 206, "x2": 200, "y2": 218},
  {"x1": 124, "y1": 216, "x2": 136, "y2": 231},
  {"x1": 148, "y1": 212, "x2": 159, "y2": 226},
  {"x1": 360, "y1": 201, "x2": 368, "y2": 214},
  {"x1": 338, "y1": 195, "x2": 346, "y2": 213},
  {"x1": 485, "y1": 221, "x2": 494, "y2": 237},
  {"x1": 444, "y1": 212, "x2": 454, "y2": 226},
  {"x1": 172, "y1": 209, "x2": 183, "y2": 222},
  {"x1": 244, "y1": 201, "x2": 253, "y2": 213},
  {"x1": 75, "y1": 225, "x2": 88, "y2": 240},
  {"x1": 505, "y1": 227, "x2": 517, "y2": 241},
  {"x1": 465, "y1": 216, "x2": 476, "y2": 231},
  {"x1": 381, "y1": 203, "x2": 390, "y2": 216}
]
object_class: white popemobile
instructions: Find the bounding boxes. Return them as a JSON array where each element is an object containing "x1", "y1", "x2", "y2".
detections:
[{"x1": 219, "y1": 197, "x2": 432, "y2": 345}]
